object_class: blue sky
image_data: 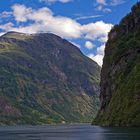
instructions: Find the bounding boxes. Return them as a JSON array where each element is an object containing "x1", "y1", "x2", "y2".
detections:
[{"x1": 0, "y1": 0, "x2": 138, "y2": 66}]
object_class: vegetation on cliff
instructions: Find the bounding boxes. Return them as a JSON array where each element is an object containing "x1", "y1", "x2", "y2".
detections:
[{"x1": 94, "y1": 2, "x2": 140, "y2": 127}]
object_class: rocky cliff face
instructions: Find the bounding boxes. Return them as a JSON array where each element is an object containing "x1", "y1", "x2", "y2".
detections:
[
  {"x1": 0, "y1": 31, "x2": 100, "y2": 125},
  {"x1": 94, "y1": 2, "x2": 140, "y2": 126}
]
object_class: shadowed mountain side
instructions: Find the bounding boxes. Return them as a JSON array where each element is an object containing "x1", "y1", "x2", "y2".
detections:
[
  {"x1": 94, "y1": 2, "x2": 140, "y2": 127},
  {"x1": 0, "y1": 31, "x2": 101, "y2": 125}
]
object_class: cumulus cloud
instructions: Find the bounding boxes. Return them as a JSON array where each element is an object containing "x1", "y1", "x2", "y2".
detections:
[
  {"x1": 82, "y1": 21, "x2": 113, "y2": 42},
  {"x1": 85, "y1": 41, "x2": 94, "y2": 49},
  {"x1": 0, "y1": 22, "x2": 14, "y2": 30},
  {"x1": 88, "y1": 53, "x2": 104, "y2": 66},
  {"x1": 88, "y1": 53, "x2": 103, "y2": 67},
  {"x1": 12, "y1": 4, "x2": 53, "y2": 22},
  {"x1": 97, "y1": 44, "x2": 105, "y2": 55},
  {"x1": 0, "y1": 4, "x2": 112, "y2": 66},
  {"x1": 87, "y1": 44, "x2": 105, "y2": 66},
  {"x1": 12, "y1": 4, "x2": 31, "y2": 22},
  {"x1": 0, "y1": 4, "x2": 112, "y2": 41},
  {"x1": 5, "y1": 4, "x2": 81, "y2": 38},
  {"x1": 0, "y1": 32, "x2": 5, "y2": 36}
]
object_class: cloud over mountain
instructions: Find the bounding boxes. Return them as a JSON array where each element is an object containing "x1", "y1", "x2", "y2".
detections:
[
  {"x1": 0, "y1": 3, "x2": 113, "y2": 66},
  {"x1": 87, "y1": 44, "x2": 105, "y2": 66}
]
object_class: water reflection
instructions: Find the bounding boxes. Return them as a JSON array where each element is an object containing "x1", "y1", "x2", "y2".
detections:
[{"x1": 0, "y1": 124, "x2": 139, "y2": 140}]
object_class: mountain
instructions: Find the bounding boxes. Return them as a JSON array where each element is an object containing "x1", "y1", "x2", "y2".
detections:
[
  {"x1": 0, "y1": 31, "x2": 100, "y2": 125},
  {"x1": 94, "y1": 2, "x2": 140, "y2": 127}
]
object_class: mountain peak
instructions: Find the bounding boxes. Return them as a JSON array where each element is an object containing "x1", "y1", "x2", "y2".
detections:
[
  {"x1": 0, "y1": 30, "x2": 100, "y2": 124},
  {"x1": 2, "y1": 31, "x2": 62, "y2": 40},
  {"x1": 1, "y1": 31, "x2": 31, "y2": 40}
]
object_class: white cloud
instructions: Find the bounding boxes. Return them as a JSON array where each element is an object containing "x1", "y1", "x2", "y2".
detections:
[
  {"x1": 96, "y1": 0, "x2": 106, "y2": 5},
  {"x1": 97, "y1": 44, "x2": 105, "y2": 55},
  {"x1": 9, "y1": 4, "x2": 81, "y2": 38},
  {"x1": 0, "y1": 4, "x2": 112, "y2": 42},
  {"x1": 0, "y1": 4, "x2": 112, "y2": 66},
  {"x1": 96, "y1": 5, "x2": 111, "y2": 13},
  {"x1": 95, "y1": 0, "x2": 111, "y2": 13},
  {"x1": 87, "y1": 44, "x2": 105, "y2": 66},
  {"x1": 96, "y1": 5, "x2": 103, "y2": 11},
  {"x1": 110, "y1": 0, "x2": 125, "y2": 6},
  {"x1": 85, "y1": 41, "x2": 94, "y2": 49},
  {"x1": 88, "y1": 53, "x2": 104, "y2": 66},
  {"x1": 95, "y1": 0, "x2": 125, "y2": 13},
  {"x1": 0, "y1": 32, "x2": 5, "y2": 36},
  {"x1": 75, "y1": 15, "x2": 102, "y2": 21},
  {"x1": 0, "y1": 11, "x2": 12, "y2": 18},
  {"x1": 12, "y1": 4, "x2": 31, "y2": 22},
  {"x1": 39, "y1": 0, "x2": 72, "y2": 4},
  {"x1": 82, "y1": 21, "x2": 113, "y2": 42},
  {"x1": 12, "y1": 4, "x2": 53, "y2": 22},
  {"x1": 0, "y1": 22, "x2": 14, "y2": 30},
  {"x1": 0, "y1": 4, "x2": 113, "y2": 67}
]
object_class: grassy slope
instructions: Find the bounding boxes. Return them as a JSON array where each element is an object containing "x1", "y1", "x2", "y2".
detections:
[{"x1": 0, "y1": 32, "x2": 100, "y2": 125}]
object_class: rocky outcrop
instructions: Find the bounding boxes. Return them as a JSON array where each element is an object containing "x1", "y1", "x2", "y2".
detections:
[{"x1": 94, "y1": 2, "x2": 140, "y2": 127}]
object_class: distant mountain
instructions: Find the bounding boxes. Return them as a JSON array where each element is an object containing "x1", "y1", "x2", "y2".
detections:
[
  {"x1": 94, "y1": 2, "x2": 140, "y2": 126},
  {"x1": 0, "y1": 31, "x2": 100, "y2": 125}
]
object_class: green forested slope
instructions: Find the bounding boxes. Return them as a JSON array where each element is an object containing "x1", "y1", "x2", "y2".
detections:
[
  {"x1": 0, "y1": 31, "x2": 100, "y2": 125},
  {"x1": 94, "y1": 2, "x2": 140, "y2": 126}
]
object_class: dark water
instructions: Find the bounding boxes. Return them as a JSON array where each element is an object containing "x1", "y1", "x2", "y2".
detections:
[{"x1": 0, "y1": 124, "x2": 140, "y2": 140}]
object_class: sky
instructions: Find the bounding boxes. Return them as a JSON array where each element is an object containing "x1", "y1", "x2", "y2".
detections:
[{"x1": 0, "y1": 0, "x2": 138, "y2": 66}]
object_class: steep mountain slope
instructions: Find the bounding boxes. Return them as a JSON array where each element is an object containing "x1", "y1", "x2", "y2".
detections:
[
  {"x1": 94, "y1": 2, "x2": 140, "y2": 126},
  {"x1": 0, "y1": 31, "x2": 100, "y2": 125}
]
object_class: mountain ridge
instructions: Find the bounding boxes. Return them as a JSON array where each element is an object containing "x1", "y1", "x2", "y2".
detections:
[{"x1": 0, "y1": 31, "x2": 100, "y2": 125}]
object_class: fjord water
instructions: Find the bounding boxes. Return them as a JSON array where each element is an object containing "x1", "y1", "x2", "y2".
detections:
[{"x1": 0, "y1": 124, "x2": 140, "y2": 140}]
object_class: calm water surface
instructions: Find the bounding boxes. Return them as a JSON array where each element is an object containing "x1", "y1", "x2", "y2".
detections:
[{"x1": 0, "y1": 124, "x2": 140, "y2": 140}]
